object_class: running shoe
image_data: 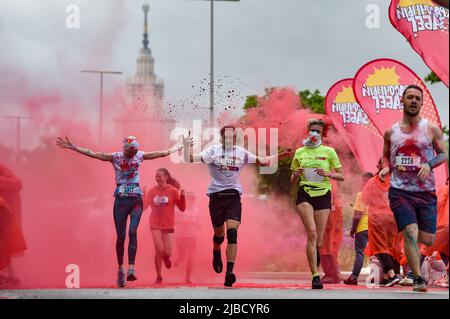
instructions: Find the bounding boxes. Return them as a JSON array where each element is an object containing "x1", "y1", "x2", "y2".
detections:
[
  {"x1": 343, "y1": 275, "x2": 358, "y2": 285},
  {"x1": 127, "y1": 268, "x2": 137, "y2": 281},
  {"x1": 117, "y1": 269, "x2": 126, "y2": 288},
  {"x1": 163, "y1": 255, "x2": 172, "y2": 269},
  {"x1": 385, "y1": 274, "x2": 402, "y2": 287},
  {"x1": 434, "y1": 274, "x2": 449, "y2": 288},
  {"x1": 213, "y1": 249, "x2": 223, "y2": 273},
  {"x1": 312, "y1": 275, "x2": 323, "y2": 289},
  {"x1": 155, "y1": 275, "x2": 163, "y2": 284},
  {"x1": 224, "y1": 272, "x2": 236, "y2": 287},
  {"x1": 413, "y1": 276, "x2": 428, "y2": 292},
  {"x1": 399, "y1": 277, "x2": 414, "y2": 286}
]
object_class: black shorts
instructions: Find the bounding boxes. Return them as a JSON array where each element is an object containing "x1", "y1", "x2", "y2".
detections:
[
  {"x1": 296, "y1": 186, "x2": 331, "y2": 210},
  {"x1": 208, "y1": 189, "x2": 242, "y2": 228}
]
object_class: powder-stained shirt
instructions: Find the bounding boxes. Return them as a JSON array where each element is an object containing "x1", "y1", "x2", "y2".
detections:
[
  {"x1": 111, "y1": 151, "x2": 145, "y2": 196},
  {"x1": 145, "y1": 184, "x2": 185, "y2": 230},
  {"x1": 200, "y1": 144, "x2": 258, "y2": 194},
  {"x1": 389, "y1": 119, "x2": 436, "y2": 192},
  {"x1": 290, "y1": 145, "x2": 342, "y2": 197}
]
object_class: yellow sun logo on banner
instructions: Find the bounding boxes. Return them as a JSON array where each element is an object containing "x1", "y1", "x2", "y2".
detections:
[
  {"x1": 335, "y1": 86, "x2": 356, "y2": 103},
  {"x1": 366, "y1": 67, "x2": 401, "y2": 86},
  {"x1": 398, "y1": 0, "x2": 434, "y2": 7}
]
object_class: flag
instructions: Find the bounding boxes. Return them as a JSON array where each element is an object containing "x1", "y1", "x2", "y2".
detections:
[
  {"x1": 325, "y1": 79, "x2": 384, "y2": 173},
  {"x1": 353, "y1": 58, "x2": 448, "y2": 188},
  {"x1": 389, "y1": 0, "x2": 449, "y2": 87}
]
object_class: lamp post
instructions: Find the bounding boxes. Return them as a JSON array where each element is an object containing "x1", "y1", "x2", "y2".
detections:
[
  {"x1": 188, "y1": 0, "x2": 240, "y2": 127},
  {"x1": 81, "y1": 70, "x2": 122, "y2": 145},
  {"x1": 2, "y1": 115, "x2": 34, "y2": 153}
]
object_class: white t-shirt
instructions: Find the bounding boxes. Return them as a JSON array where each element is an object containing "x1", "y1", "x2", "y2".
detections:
[{"x1": 200, "y1": 144, "x2": 257, "y2": 194}]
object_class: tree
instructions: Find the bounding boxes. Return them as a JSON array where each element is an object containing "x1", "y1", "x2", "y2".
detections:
[
  {"x1": 242, "y1": 88, "x2": 326, "y2": 201},
  {"x1": 243, "y1": 95, "x2": 258, "y2": 110},
  {"x1": 425, "y1": 71, "x2": 442, "y2": 85},
  {"x1": 299, "y1": 89, "x2": 325, "y2": 114}
]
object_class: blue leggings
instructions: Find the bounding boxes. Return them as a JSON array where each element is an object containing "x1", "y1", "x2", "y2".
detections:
[
  {"x1": 113, "y1": 196, "x2": 143, "y2": 266},
  {"x1": 352, "y1": 230, "x2": 368, "y2": 278}
]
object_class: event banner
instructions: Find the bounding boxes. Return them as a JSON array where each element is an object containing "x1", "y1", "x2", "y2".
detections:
[
  {"x1": 325, "y1": 79, "x2": 384, "y2": 173},
  {"x1": 353, "y1": 58, "x2": 448, "y2": 187},
  {"x1": 389, "y1": 0, "x2": 449, "y2": 87}
]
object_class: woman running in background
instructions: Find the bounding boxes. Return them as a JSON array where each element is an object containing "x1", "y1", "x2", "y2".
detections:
[
  {"x1": 290, "y1": 119, "x2": 344, "y2": 289},
  {"x1": 56, "y1": 136, "x2": 188, "y2": 288},
  {"x1": 144, "y1": 168, "x2": 186, "y2": 284},
  {"x1": 174, "y1": 192, "x2": 201, "y2": 284}
]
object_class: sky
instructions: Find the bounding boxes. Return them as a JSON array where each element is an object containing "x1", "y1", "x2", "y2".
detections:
[{"x1": 0, "y1": 0, "x2": 448, "y2": 150}]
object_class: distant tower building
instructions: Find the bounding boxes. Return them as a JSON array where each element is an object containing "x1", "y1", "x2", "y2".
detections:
[
  {"x1": 126, "y1": 3, "x2": 164, "y2": 116},
  {"x1": 118, "y1": 3, "x2": 173, "y2": 149}
]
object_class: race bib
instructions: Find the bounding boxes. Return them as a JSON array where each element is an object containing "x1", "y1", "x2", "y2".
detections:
[
  {"x1": 303, "y1": 168, "x2": 324, "y2": 183},
  {"x1": 115, "y1": 186, "x2": 141, "y2": 196},
  {"x1": 219, "y1": 158, "x2": 240, "y2": 171},
  {"x1": 395, "y1": 156, "x2": 421, "y2": 167},
  {"x1": 154, "y1": 196, "x2": 169, "y2": 206}
]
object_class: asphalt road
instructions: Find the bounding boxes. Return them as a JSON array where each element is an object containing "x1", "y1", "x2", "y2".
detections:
[{"x1": 1, "y1": 273, "x2": 448, "y2": 299}]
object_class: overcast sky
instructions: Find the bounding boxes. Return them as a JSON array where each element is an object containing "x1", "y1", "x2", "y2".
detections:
[{"x1": 0, "y1": 0, "x2": 448, "y2": 149}]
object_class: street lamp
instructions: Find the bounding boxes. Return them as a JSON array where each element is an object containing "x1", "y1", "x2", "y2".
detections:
[
  {"x1": 81, "y1": 70, "x2": 122, "y2": 145},
  {"x1": 188, "y1": 0, "x2": 240, "y2": 128},
  {"x1": 2, "y1": 115, "x2": 34, "y2": 153}
]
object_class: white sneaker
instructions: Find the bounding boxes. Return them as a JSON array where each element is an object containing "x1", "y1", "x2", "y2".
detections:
[
  {"x1": 399, "y1": 277, "x2": 414, "y2": 286},
  {"x1": 434, "y1": 274, "x2": 449, "y2": 288}
]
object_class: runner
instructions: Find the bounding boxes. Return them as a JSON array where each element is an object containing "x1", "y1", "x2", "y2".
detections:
[
  {"x1": 290, "y1": 119, "x2": 344, "y2": 289},
  {"x1": 143, "y1": 168, "x2": 186, "y2": 284},
  {"x1": 0, "y1": 163, "x2": 27, "y2": 287},
  {"x1": 183, "y1": 125, "x2": 291, "y2": 287},
  {"x1": 379, "y1": 84, "x2": 448, "y2": 292},
  {"x1": 56, "y1": 136, "x2": 188, "y2": 287},
  {"x1": 343, "y1": 172, "x2": 373, "y2": 285},
  {"x1": 361, "y1": 172, "x2": 403, "y2": 287},
  {"x1": 174, "y1": 192, "x2": 201, "y2": 284}
]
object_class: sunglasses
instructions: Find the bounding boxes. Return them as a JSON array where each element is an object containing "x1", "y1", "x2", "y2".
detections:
[{"x1": 310, "y1": 129, "x2": 322, "y2": 134}]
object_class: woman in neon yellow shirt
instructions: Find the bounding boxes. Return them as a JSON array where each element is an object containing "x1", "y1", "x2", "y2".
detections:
[{"x1": 290, "y1": 119, "x2": 345, "y2": 289}]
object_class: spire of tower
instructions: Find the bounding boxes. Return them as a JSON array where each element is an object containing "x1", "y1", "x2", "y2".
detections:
[{"x1": 142, "y1": 4, "x2": 150, "y2": 50}]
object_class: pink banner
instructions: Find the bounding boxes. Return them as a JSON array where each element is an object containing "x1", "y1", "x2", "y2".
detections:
[
  {"x1": 389, "y1": 0, "x2": 449, "y2": 87},
  {"x1": 353, "y1": 58, "x2": 448, "y2": 188},
  {"x1": 325, "y1": 79, "x2": 384, "y2": 173}
]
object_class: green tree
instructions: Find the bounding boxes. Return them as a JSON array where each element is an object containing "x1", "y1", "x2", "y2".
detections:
[
  {"x1": 242, "y1": 88, "x2": 326, "y2": 201},
  {"x1": 243, "y1": 95, "x2": 258, "y2": 110},
  {"x1": 425, "y1": 71, "x2": 442, "y2": 85},
  {"x1": 256, "y1": 156, "x2": 298, "y2": 200},
  {"x1": 299, "y1": 89, "x2": 325, "y2": 114}
]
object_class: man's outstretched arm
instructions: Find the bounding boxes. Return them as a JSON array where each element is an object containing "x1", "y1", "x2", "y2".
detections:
[
  {"x1": 255, "y1": 148, "x2": 293, "y2": 167},
  {"x1": 56, "y1": 137, "x2": 113, "y2": 162}
]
